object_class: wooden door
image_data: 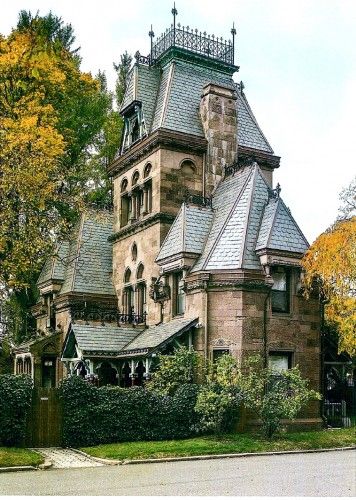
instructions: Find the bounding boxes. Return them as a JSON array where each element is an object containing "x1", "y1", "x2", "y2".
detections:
[{"x1": 26, "y1": 388, "x2": 62, "y2": 447}]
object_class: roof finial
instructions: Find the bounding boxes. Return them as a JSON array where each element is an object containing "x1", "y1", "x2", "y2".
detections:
[
  {"x1": 231, "y1": 22, "x2": 237, "y2": 64},
  {"x1": 172, "y1": 3, "x2": 178, "y2": 43},
  {"x1": 148, "y1": 24, "x2": 155, "y2": 64}
]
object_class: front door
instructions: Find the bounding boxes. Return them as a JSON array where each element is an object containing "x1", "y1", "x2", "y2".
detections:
[{"x1": 42, "y1": 357, "x2": 56, "y2": 388}]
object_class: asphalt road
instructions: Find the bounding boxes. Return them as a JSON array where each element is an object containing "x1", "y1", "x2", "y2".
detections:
[{"x1": 0, "y1": 450, "x2": 355, "y2": 496}]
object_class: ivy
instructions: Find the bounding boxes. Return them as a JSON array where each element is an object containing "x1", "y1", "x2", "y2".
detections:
[{"x1": 0, "y1": 374, "x2": 33, "y2": 446}]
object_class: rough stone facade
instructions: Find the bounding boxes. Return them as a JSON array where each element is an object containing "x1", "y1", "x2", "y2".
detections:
[{"x1": 18, "y1": 17, "x2": 321, "y2": 428}]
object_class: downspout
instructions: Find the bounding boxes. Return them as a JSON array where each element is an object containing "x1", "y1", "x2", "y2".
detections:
[
  {"x1": 320, "y1": 296, "x2": 326, "y2": 425},
  {"x1": 263, "y1": 288, "x2": 271, "y2": 368},
  {"x1": 204, "y1": 281, "x2": 208, "y2": 361},
  {"x1": 202, "y1": 152, "x2": 206, "y2": 198}
]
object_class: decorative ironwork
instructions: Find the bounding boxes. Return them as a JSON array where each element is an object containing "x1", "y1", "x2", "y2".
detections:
[
  {"x1": 223, "y1": 161, "x2": 242, "y2": 178},
  {"x1": 151, "y1": 24, "x2": 234, "y2": 65},
  {"x1": 149, "y1": 277, "x2": 170, "y2": 304},
  {"x1": 71, "y1": 306, "x2": 147, "y2": 326},
  {"x1": 138, "y1": 7, "x2": 235, "y2": 67},
  {"x1": 184, "y1": 193, "x2": 212, "y2": 208},
  {"x1": 269, "y1": 183, "x2": 281, "y2": 200}
]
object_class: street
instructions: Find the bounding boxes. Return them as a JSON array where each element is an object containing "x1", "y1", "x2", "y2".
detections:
[{"x1": 0, "y1": 450, "x2": 355, "y2": 496}]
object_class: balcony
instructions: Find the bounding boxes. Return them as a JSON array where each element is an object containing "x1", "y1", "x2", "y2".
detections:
[{"x1": 71, "y1": 307, "x2": 147, "y2": 327}]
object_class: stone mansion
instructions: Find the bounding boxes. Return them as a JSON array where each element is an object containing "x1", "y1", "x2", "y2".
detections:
[{"x1": 14, "y1": 11, "x2": 321, "y2": 425}]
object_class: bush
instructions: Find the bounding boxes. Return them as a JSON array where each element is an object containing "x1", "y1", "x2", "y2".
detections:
[
  {"x1": 59, "y1": 376, "x2": 201, "y2": 447},
  {"x1": 0, "y1": 374, "x2": 33, "y2": 446},
  {"x1": 239, "y1": 356, "x2": 321, "y2": 438}
]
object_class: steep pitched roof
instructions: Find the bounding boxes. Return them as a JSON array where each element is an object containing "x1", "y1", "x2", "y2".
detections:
[
  {"x1": 156, "y1": 203, "x2": 214, "y2": 262},
  {"x1": 236, "y1": 86, "x2": 274, "y2": 154},
  {"x1": 58, "y1": 211, "x2": 115, "y2": 297},
  {"x1": 37, "y1": 242, "x2": 69, "y2": 286},
  {"x1": 191, "y1": 163, "x2": 309, "y2": 273},
  {"x1": 256, "y1": 198, "x2": 309, "y2": 253},
  {"x1": 120, "y1": 59, "x2": 274, "y2": 154}
]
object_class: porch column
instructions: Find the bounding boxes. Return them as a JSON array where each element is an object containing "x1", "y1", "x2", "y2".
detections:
[{"x1": 130, "y1": 359, "x2": 135, "y2": 386}]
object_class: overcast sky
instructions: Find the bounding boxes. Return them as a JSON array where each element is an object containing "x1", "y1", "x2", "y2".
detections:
[{"x1": 1, "y1": 0, "x2": 355, "y2": 244}]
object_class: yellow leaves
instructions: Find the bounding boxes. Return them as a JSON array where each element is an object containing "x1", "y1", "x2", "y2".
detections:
[{"x1": 302, "y1": 217, "x2": 356, "y2": 356}]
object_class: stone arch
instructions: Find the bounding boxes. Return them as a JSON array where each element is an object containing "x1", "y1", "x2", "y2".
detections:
[
  {"x1": 179, "y1": 158, "x2": 196, "y2": 175},
  {"x1": 121, "y1": 178, "x2": 128, "y2": 192},
  {"x1": 131, "y1": 242, "x2": 138, "y2": 262},
  {"x1": 132, "y1": 170, "x2": 140, "y2": 186},
  {"x1": 136, "y1": 262, "x2": 144, "y2": 280},
  {"x1": 124, "y1": 267, "x2": 132, "y2": 283},
  {"x1": 144, "y1": 162, "x2": 152, "y2": 178}
]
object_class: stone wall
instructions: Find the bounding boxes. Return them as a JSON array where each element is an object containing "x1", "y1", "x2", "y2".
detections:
[{"x1": 200, "y1": 83, "x2": 238, "y2": 194}]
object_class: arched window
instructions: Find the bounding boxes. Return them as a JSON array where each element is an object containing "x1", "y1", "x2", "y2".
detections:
[
  {"x1": 180, "y1": 159, "x2": 196, "y2": 175},
  {"x1": 136, "y1": 263, "x2": 144, "y2": 280},
  {"x1": 132, "y1": 170, "x2": 140, "y2": 186},
  {"x1": 121, "y1": 178, "x2": 128, "y2": 192},
  {"x1": 131, "y1": 243, "x2": 138, "y2": 262},
  {"x1": 136, "y1": 282, "x2": 147, "y2": 320},
  {"x1": 144, "y1": 163, "x2": 152, "y2": 178},
  {"x1": 124, "y1": 268, "x2": 131, "y2": 283}
]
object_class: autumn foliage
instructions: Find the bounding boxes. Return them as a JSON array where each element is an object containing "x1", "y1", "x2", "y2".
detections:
[
  {"x1": 0, "y1": 19, "x2": 111, "y2": 290},
  {"x1": 302, "y1": 217, "x2": 356, "y2": 356}
]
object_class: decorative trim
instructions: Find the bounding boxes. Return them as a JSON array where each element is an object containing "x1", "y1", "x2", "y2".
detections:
[
  {"x1": 108, "y1": 129, "x2": 207, "y2": 177},
  {"x1": 109, "y1": 212, "x2": 175, "y2": 242}
]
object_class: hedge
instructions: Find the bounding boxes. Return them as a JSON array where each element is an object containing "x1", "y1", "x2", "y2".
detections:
[
  {"x1": 0, "y1": 374, "x2": 33, "y2": 446},
  {"x1": 59, "y1": 376, "x2": 201, "y2": 447}
]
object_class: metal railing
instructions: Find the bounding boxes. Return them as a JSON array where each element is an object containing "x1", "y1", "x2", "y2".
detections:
[
  {"x1": 71, "y1": 308, "x2": 147, "y2": 326},
  {"x1": 135, "y1": 24, "x2": 235, "y2": 67}
]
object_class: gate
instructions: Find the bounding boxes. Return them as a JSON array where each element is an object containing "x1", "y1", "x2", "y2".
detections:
[{"x1": 26, "y1": 388, "x2": 62, "y2": 447}]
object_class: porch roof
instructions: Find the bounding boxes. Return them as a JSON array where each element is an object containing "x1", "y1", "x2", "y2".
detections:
[
  {"x1": 62, "y1": 323, "x2": 141, "y2": 357},
  {"x1": 118, "y1": 317, "x2": 198, "y2": 356}
]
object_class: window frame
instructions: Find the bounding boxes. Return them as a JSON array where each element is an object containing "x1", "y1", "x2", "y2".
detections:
[{"x1": 271, "y1": 267, "x2": 291, "y2": 314}]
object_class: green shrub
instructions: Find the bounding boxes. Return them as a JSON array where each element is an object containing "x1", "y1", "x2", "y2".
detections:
[
  {"x1": 59, "y1": 377, "x2": 201, "y2": 447},
  {"x1": 239, "y1": 356, "x2": 321, "y2": 438},
  {"x1": 0, "y1": 374, "x2": 33, "y2": 446}
]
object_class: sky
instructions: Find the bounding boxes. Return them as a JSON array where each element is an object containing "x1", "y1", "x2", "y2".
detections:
[{"x1": 1, "y1": 0, "x2": 355, "y2": 244}]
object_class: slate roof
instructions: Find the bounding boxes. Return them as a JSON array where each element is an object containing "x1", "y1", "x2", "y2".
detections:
[
  {"x1": 38, "y1": 211, "x2": 115, "y2": 297},
  {"x1": 156, "y1": 203, "x2": 214, "y2": 262},
  {"x1": 120, "y1": 317, "x2": 198, "y2": 354},
  {"x1": 59, "y1": 212, "x2": 115, "y2": 296},
  {"x1": 62, "y1": 318, "x2": 198, "y2": 358},
  {"x1": 120, "y1": 58, "x2": 274, "y2": 154},
  {"x1": 256, "y1": 198, "x2": 309, "y2": 253},
  {"x1": 37, "y1": 242, "x2": 69, "y2": 286},
  {"x1": 63, "y1": 324, "x2": 140, "y2": 356},
  {"x1": 187, "y1": 163, "x2": 309, "y2": 273}
]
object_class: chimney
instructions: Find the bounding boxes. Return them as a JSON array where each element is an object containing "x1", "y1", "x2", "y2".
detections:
[{"x1": 200, "y1": 83, "x2": 238, "y2": 194}]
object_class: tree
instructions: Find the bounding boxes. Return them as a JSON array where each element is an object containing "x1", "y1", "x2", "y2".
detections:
[
  {"x1": 303, "y1": 217, "x2": 356, "y2": 356},
  {"x1": 147, "y1": 346, "x2": 201, "y2": 396},
  {"x1": 113, "y1": 51, "x2": 132, "y2": 107},
  {"x1": 0, "y1": 11, "x2": 123, "y2": 342},
  {"x1": 195, "y1": 354, "x2": 241, "y2": 433},
  {"x1": 338, "y1": 176, "x2": 356, "y2": 220},
  {"x1": 239, "y1": 356, "x2": 320, "y2": 438}
]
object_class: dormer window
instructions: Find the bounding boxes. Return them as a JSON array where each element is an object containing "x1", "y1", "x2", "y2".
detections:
[{"x1": 121, "y1": 102, "x2": 146, "y2": 152}]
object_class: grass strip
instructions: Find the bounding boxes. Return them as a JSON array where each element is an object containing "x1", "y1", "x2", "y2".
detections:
[
  {"x1": 81, "y1": 428, "x2": 355, "y2": 461},
  {"x1": 0, "y1": 448, "x2": 43, "y2": 468}
]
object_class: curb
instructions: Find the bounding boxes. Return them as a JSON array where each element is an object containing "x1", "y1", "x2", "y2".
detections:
[
  {"x1": 119, "y1": 446, "x2": 356, "y2": 465},
  {"x1": 69, "y1": 448, "x2": 121, "y2": 466},
  {"x1": 0, "y1": 465, "x2": 37, "y2": 473}
]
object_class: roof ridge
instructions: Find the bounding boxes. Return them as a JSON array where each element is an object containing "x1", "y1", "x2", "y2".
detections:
[
  {"x1": 237, "y1": 86, "x2": 274, "y2": 154},
  {"x1": 265, "y1": 198, "x2": 280, "y2": 248},
  {"x1": 239, "y1": 166, "x2": 258, "y2": 267},
  {"x1": 160, "y1": 61, "x2": 175, "y2": 128},
  {"x1": 202, "y1": 167, "x2": 254, "y2": 269}
]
